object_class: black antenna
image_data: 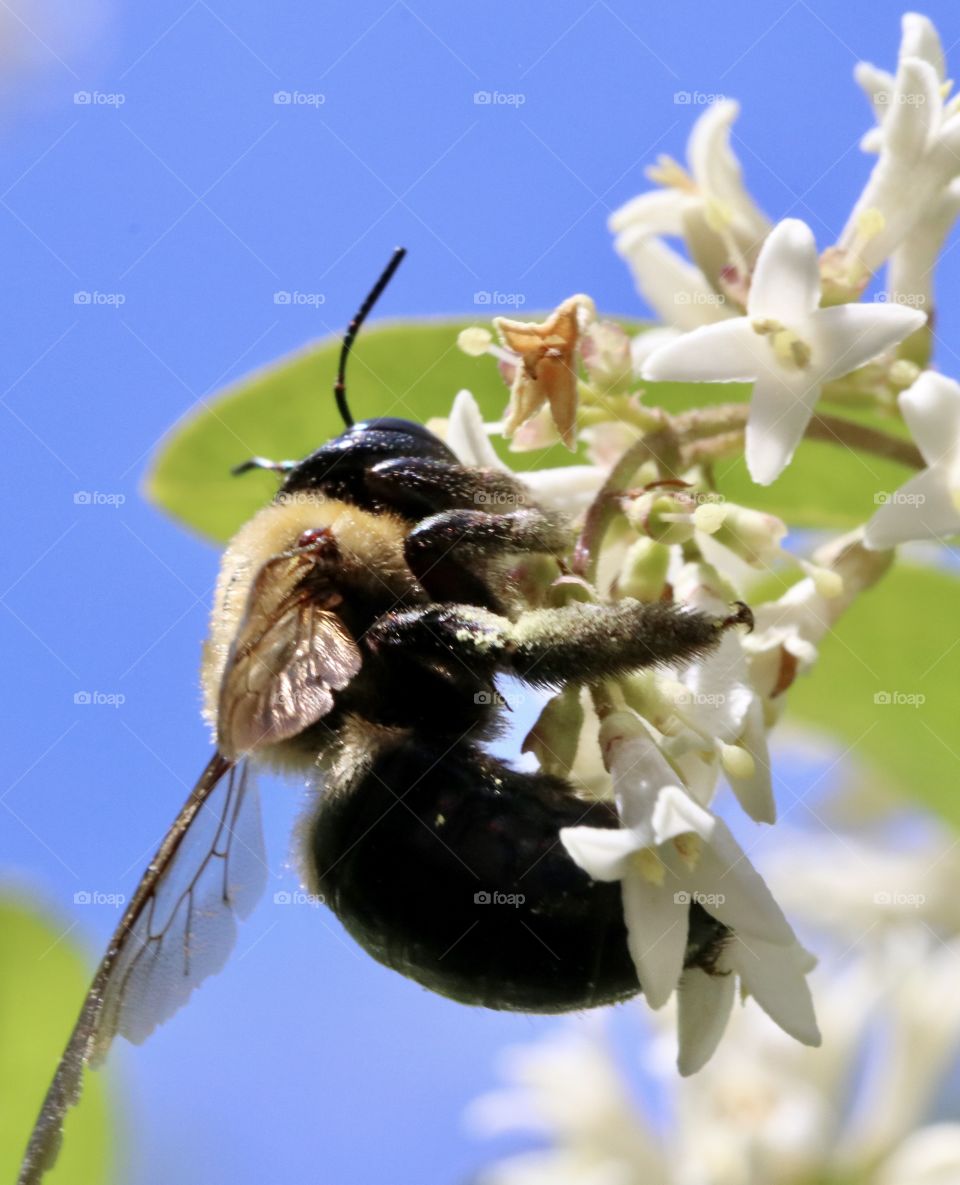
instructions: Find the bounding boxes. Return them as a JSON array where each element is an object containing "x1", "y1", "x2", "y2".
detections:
[{"x1": 334, "y1": 246, "x2": 407, "y2": 428}]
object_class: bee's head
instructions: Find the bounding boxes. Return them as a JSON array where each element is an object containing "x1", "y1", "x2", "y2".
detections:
[
  {"x1": 278, "y1": 415, "x2": 455, "y2": 506},
  {"x1": 235, "y1": 250, "x2": 460, "y2": 512}
]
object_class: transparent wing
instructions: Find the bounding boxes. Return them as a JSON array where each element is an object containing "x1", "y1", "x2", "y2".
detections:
[
  {"x1": 217, "y1": 550, "x2": 362, "y2": 758},
  {"x1": 18, "y1": 754, "x2": 266, "y2": 1185}
]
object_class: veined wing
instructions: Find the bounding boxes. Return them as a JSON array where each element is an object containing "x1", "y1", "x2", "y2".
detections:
[
  {"x1": 18, "y1": 754, "x2": 266, "y2": 1185},
  {"x1": 217, "y1": 549, "x2": 362, "y2": 758}
]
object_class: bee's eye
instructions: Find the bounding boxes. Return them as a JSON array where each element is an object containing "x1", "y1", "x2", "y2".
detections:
[{"x1": 297, "y1": 527, "x2": 335, "y2": 551}]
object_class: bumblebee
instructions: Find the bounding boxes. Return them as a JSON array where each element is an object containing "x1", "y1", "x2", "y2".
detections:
[{"x1": 20, "y1": 249, "x2": 748, "y2": 1184}]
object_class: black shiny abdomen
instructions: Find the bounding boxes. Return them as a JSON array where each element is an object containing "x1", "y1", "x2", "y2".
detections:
[{"x1": 310, "y1": 738, "x2": 730, "y2": 1012}]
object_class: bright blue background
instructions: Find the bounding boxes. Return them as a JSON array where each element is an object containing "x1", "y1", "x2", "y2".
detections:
[{"x1": 2, "y1": 2, "x2": 958, "y2": 1182}]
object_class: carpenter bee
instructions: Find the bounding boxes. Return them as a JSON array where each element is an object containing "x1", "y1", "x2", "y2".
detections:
[{"x1": 19, "y1": 249, "x2": 750, "y2": 1184}]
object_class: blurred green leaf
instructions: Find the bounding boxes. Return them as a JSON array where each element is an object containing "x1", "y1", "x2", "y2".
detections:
[
  {"x1": 788, "y1": 563, "x2": 960, "y2": 824},
  {"x1": 0, "y1": 895, "x2": 113, "y2": 1184},
  {"x1": 146, "y1": 320, "x2": 917, "y2": 542}
]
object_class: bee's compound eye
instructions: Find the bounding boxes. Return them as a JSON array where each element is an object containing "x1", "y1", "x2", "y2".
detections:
[{"x1": 296, "y1": 527, "x2": 336, "y2": 553}]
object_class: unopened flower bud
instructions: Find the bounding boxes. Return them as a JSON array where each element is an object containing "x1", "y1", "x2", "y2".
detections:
[
  {"x1": 625, "y1": 491, "x2": 696, "y2": 544},
  {"x1": 711, "y1": 504, "x2": 788, "y2": 565},
  {"x1": 457, "y1": 326, "x2": 493, "y2": 356},
  {"x1": 522, "y1": 686, "x2": 584, "y2": 777},
  {"x1": 618, "y1": 537, "x2": 671, "y2": 601}
]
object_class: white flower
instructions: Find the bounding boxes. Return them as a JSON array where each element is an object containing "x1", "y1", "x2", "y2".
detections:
[
  {"x1": 840, "y1": 13, "x2": 960, "y2": 279},
  {"x1": 886, "y1": 181, "x2": 960, "y2": 316},
  {"x1": 743, "y1": 532, "x2": 892, "y2": 699},
  {"x1": 864, "y1": 371, "x2": 960, "y2": 548},
  {"x1": 875, "y1": 1125, "x2": 960, "y2": 1185},
  {"x1": 467, "y1": 1027, "x2": 667, "y2": 1185},
  {"x1": 610, "y1": 99, "x2": 769, "y2": 280},
  {"x1": 856, "y1": 13, "x2": 946, "y2": 155},
  {"x1": 610, "y1": 101, "x2": 770, "y2": 330},
  {"x1": 438, "y1": 389, "x2": 606, "y2": 516},
  {"x1": 641, "y1": 219, "x2": 926, "y2": 485},
  {"x1": 560, "y1": 713, "x2": 816, "y2": 1068}
]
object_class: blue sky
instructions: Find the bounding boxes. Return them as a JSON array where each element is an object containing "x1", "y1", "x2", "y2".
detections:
[{"x1": 3, "y1": 2, "x2": 960, "y2": 1182}]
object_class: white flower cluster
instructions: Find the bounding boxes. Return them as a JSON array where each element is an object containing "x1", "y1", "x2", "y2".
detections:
[
  {"x1": 449, "y1": 11, "x2": 960, "y2": 1076},
  {"x1": 467, "y1": 929, "x2": 960, "y2": 1185}
]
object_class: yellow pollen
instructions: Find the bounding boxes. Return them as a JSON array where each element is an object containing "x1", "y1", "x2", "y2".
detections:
[
  {"x1": 633, "y1": 847, "x2": 667, "y2": 885},
  {"x1": 646, "y1": 154, "x2": 696, "y2": 192},
  {"x1": 673, "y1": 832, "x2": 703, "y2": 870},
  {"x1": 752, "y1": 319, "x2": 812, "y2": 371},
  {"x1": 856, "y1": 207, "x2": 886, "y2": 239},
  {"x1": 720, "y1": 743, "x2": 756, "y2": 780},
  {"x1": 703, "y1": 197, "x2": 733, "y2": 232}
]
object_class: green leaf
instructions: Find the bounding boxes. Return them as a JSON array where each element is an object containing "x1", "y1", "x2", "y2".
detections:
[
  {"x1": 788, "y1": 563, "x2": 960, "y2": 823},
  {"x1": 0, "y1": 895, "x2": 114, "y2": 1184},
  {"x1": 644, "y1": 378, "x2": 915, "y2": 532},
  {"x1": 146, "y1": 320, "x2": 917, "y2": 542}
]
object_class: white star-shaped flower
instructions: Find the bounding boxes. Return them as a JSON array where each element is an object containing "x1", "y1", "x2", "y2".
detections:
[
  {"x1": 641, "y1": 219, "x2": 926, "y2": 485},
  {"x1": 839, "y1": 13, "x2": 960, "y2": 279},
  {"x1": 560, "y1": 713, "x2": 818, "y2": 1071},
  {"x1": 610, "y1": 100, "x2": 769, "y2": 330},
  {"x1": 864, "y1": 371, "x2": 960, "y2": 549}
]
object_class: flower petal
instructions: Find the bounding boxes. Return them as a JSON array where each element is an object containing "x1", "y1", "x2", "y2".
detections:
[
  {"x1": 614, "y1": 233, "x2": 733, "y2": 330},
  {"x1": 898, "y1": 370, "x2": 960, "y2": 468},
  {"x1": 747, "y1": 218, "x2": 821, "y2": 323},
  {"x1": 902, "y1": 12, "x2": 946, "y2": 81},
  {"x1": 651, "y1": 784, "x2": 717, "y2": 845},
  {"x1": 676, "y1": 962, "x2": 737, "y2": 1076},
  {"x1": 608, "y1": 187, "x2": 686, "y2": 236},
  {"x1": 813, "y1": 302, "x2": 927, "y2": 384},
  {"x1": 621, "y1": 876, "x2": 688, "y2": 1008},
  {"x1": 641, "y1": 316, "x2": 759, "y2": 383},
  {"x1": 726, "y1": 697, "x2": 776, "y2": 824},
  {"x1": 686, "y1": 99, "x2": 770, "y2": 244},
  {"x1": 745, "y1": 370, "x2": 820, "y2": 486},
  {"x1": 560, "y1": 825, "x2": 640, "y2": 882},
  {"x1": 863, "y1": 467, "x2": 960, "y2": 549},
  {"x1": 728, "y1": 936, "x2": 822, "y2": 1047},
  {"x1": 686, "y1": 817, "x2": 795, "y2": 945},
  {"x1": 876, "y1": 1124, "x2": 960, "y2": 1185},
  {"x1": 445, "y1": 389, "x2": 508, "y2": 471}
]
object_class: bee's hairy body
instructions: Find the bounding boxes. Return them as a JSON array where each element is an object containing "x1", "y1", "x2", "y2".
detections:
[
  {"x1": 19, "y1": 258, "x2": 747, "y2": 1185},
  {"x1": 200, "y1": 431, "x2": 734, "y2": 1012}
]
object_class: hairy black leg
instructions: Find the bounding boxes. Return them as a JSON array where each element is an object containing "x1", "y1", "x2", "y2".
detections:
[
  {"x1": 403, "y1": 507, "x2": 570, "y2": 609},
  {"x1": 367, "y1": 456, "x2": 538, "y2": 518},
  {"x1": 231, "y1": 456, "x2": 297, "y2": 477},
  {"x1": 368, "y1": 598, "x2": 748, "y2": 687}
]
